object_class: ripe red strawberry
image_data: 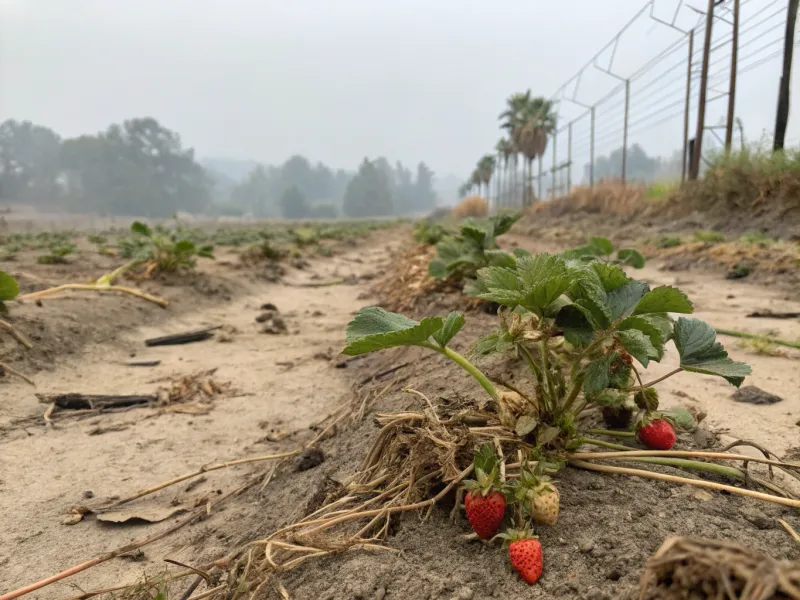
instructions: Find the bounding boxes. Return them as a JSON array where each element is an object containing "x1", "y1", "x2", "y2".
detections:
[
  {"x1": 462, "y1": 444, "x2": 506, "y2": 539},
  {"x1": 464, "y1": 490, "x2": 506, "y2": 539},
  {"x1": 504, "y1": 530, "x2": 543, "y2": 584},
  {"x1": 637, "y1": 418, "x2": 676, "y2": 450}
]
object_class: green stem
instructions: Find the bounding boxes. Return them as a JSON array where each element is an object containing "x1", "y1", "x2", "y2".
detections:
[
  {"x1": 429, "y1": 344, "x2": 498, "y2": 401},
  {"x1": 587, "y1": 428, "x2": 635, "y2": 438},
  {"x1": 616, "y1": 456, "x2": 747, "y2": 481},
  {"x1": 560, "y1": 373, "x2": 585, "y2": 416},
  {"x1": 715, "y1": 328, "x2": 800, "y2": 350},
  {"x1": 540, "y1": 338, "x2": 557, "y2": 410},
  {"x1": 518, "y1": 344, "x2": 549, "y2": 412},
  {"x1": 580, "y1": 437, "x2": 633, "y2": 451}
]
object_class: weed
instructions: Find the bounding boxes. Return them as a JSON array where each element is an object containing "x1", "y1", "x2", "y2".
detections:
[
  {"x1": 657, "y1": 236, "x2": 682, "y2": 249},
  {"x1": 36, "y1": 242, "x2": 77, "y2": 265},
  {"x1": 739, "y1": 231, "x2": 776, "y2": 247},
  {"x1": 735, "y1": 337, "x2": 788, "y2": 358},
  {"x1": 694, "y1": 230, "x2": 726, "y2": 244},
  {"x1": 560, "y1": 236, "x2": 646, "y2": 269},
  {"x1": 414, "y1": 220, "x2": 449, "y2": 245},
  {"x1": 127, "y1": 221, "x2": 214, "y2": 274}
]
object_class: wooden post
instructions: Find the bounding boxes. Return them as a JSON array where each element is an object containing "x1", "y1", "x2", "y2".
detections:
[
  {"x1": 682, "y1": 30, "x2": 694, "y2": 182},
  {"x1": 691, "y1": 0, "x2": 715, "y2": 180},
  {"x1": 622, "y1": 80, "x2": 630, "y2": 183},
  {"x1": 774, "y1": 0, "x2": 799, "y2": 150},
  {"x1": 725, "y1": 0, "x2": 740, "y2": 152}
]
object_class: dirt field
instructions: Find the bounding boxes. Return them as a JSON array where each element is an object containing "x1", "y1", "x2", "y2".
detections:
[{"x1": 0, "y1": 217, "x2": 798, "y2": 600}]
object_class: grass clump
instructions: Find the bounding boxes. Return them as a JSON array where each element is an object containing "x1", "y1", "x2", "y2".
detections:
[{"x1": 693, "y1": 230, "x2": 726, "y2": 244}]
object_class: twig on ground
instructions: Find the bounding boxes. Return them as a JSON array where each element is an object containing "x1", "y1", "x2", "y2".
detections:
[
  {"x1": 17, "y1": 283, "x2": 168, "y2": 308},
  {"x1": 779, "y1": 519, "x2": 800, "y2": 546},
  {"x1": 0, "y1": 361, "x2": 35, "y2": 386},
  {"x1": 0, "y1": 319, "x2": 32, "y2": 349}
]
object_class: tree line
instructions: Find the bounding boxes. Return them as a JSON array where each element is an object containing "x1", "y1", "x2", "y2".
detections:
[{"x1": 0, "y1": 118, "x2": 438, "y2": 219}]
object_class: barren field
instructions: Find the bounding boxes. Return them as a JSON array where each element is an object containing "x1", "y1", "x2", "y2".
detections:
[{"x1": 1, "y1": 215, "x2": 799, "y2": 600}]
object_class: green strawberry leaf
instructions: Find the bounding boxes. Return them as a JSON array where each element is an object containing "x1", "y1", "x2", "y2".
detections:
[
  {"x1": 674, "y1": 317, "x2": 751, "y2": 387},
  {"x1": 661, "y1": 407, "x2": 698, "y2": 432},
  {"x1": 617, "y1": 248, "x2": 646, "y2": 268},
  {"x1": 555, "y1": 304, "x2": 596, "y2": 347},
  {"x1": 432, "y1": 311, "x2": 465, "y2": 348},
  {"x1": 633, "y1": 286, "x2": 693, "y2": 316},
  {"x1": 616, "y1": 313, "x2": 673, "y2": 360},
  {"x1": 515, "y1": 254, "x2": 572, "y2": 314},
  {"x1": 131, "y1": 221, "x2": 152, "y2": 237},
  {"x1": 616, "y1": 329, "x2": 658, "y2": 367},
  {"x1": 588, "y1": 237, "x2": 614, "y2": 256},
  {"x1": 491, "y1": 213, "x2": 520, "y2": 237},
  {"x1": 583, "y1": 355, "x2": 614, "y2": 396},
  {"x1": 343, "y1": 307, "x2": 443, "y2": 355},
  {"x1": 485, "y1": 250, "x2": 517, "y2": 268},
  {"x1": 428, "y1": 258, "x2": 447, "y2": 279},
  {"x1": 0, "y1": 270, "x2": 20, "y2": 302},
  {"x1": 607, "y1": 280, "x2": 649, "y2": 322},
  {"x1": 592, "y1": 262, "x2": 630, "y2": 292},
  {"x1": 473, "y1": 443, "x2": 498, "y2": 475}
]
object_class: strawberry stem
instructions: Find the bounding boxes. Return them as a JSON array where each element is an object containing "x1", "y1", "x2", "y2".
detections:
[
  {"x1": 422, "y1": 343, "x2": 498, "y2": 402},
  {"x1": 587, "y1": 428, "x2": 635, "y2": 438}
]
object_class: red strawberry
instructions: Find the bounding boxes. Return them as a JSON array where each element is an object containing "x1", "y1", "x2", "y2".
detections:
[
  {"x1": 637, "y1": 418, "x2": 676, "y2": 450},
  {"x1": 506, "y1": 532, "x2": 543, "y2": 584},
  {"x1": 462, "y1": 444, "x2": 506, "y2": 538},
  {"x1": 464, "y1": 490, "x2": 506, "y2": 539}
]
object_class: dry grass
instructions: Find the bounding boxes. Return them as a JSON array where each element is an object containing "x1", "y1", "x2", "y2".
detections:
[
  {"x1": 531, "y1": 180, "x2": 655, "y2": 218},
  {"x1": 452, "y1": 196, "x2": 489, "y2": 218}
]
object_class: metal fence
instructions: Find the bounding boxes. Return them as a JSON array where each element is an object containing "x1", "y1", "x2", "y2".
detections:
[{"x1": 492, "y1": 0, "x2": 797, "y2": 210}]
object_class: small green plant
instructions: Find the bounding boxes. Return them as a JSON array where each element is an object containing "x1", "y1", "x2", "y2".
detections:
[
  {"x1": 128, "y1": 221, "x2": 214, "y2": 274},
  {"x1": 739, "y1": 231, "x2": 776, "y2": 247},
  {"x1": 694, "y1": 230, "x2": 726, "y2": 244},
  {"x1": 288, "y1": 227, "x2": 319, "y2": 247},
  {"x1": 414, "y1": 220, "x2": 448, "y2": 245},
  {"x1": 37, "y1": 242, "x2": 77, "y2": 264},
  {"x1": 428, "y1": 213, "x2": 520, "y2": 285},
  {"x1": 560, "y1": 236, "x2": 646, "y2": 269},
  {"x1": 0, "y1": 270, "x2": 34, "y2": 383},
  {"x1": 0, "y1": 244, "x2": 21, "y2": 261},
  {"x1": 657, "y1": 236, "x2": 682, "y2": 249}
]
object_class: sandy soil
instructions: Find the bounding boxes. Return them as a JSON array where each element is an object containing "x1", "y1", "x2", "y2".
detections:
[
  {"x1": 0, "y1": 221, "x2": 798, "y2": 600},
  {"x1": 0, "y1": 230, "x2": 405, "y2": 597}
]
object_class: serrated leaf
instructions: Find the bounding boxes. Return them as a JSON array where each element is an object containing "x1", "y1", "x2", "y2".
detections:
[
  {"x1": 542, "y1": 296, "x2": 572, "y2": 318},
  {"x1": 0, "y1": 270, "x2": 19, "y2": 302},
  {"x1": 477, "y1": 266, "x2": 521, "y2": 293},
  {"x1": 485, "y1": 250, "x2": 517, "y2": 268},
  {"x1": 674, "y1": 317, "x2": 751, "y2": 387},
  {"x1": 428, "y1": 259, "x2": 447, "y2": 279},
  {"x1": 515, "y1": 414, "x2": 539, "y2": 437},
  {"x1": 555, "y1": 304, "x2": 596, "y2": 347},
  {"x1": 607, "y1": 280, "x2": 649, "y2": 321},
  {"x1": 514, "y1": 254, "x2": 572, "y2": 314},
  {"x1": 584, "y1": 355, "x2": 613, "y2": 396},
  {"x1": 174, "y1": 239, "x2": 196, "y2": 254},
  {"x1": 435, "y1": 237, "x2": 465, "y2": 263},
  {"x1": 490, "y1": 213, "x2": 520, "y2": 237},
  {"x1": 617, "y1": 314, "x2": 673, "y2": 360},
  {"x1": 460, "y1": 225, "x2": 487, "y2": 249},
  {"x1": 463, "y1": 278, "x2": 487, "y2": 298},
  {"x1": 343, "y1": 307, "x2": 443, "y2": 355},
  {"x1": 569, "y1": 266, "x2": 611, "y2": 327},
  {"x1": 131, "y1": 221, "x2": 151, "y2": 237},
  {"x1": 617, "y1": 248, "x2": 645, "y2": 268},
  {"x1": 616, "y1": 329, "x2": 658, "y2": 367},
  {"x1": 661, "y1": 407, "x2": 698, "y2": 432},
  {"x1": 592, "y1": 262, "x2": 630, "y2": 291},
  {"x1": 512, "y1": 247, "x2": 531, "y2": 258},
  {"x1": 432, "y1": 311, "x2": 465, "y2": 348},
  {"x1": 588, "y1": 237, "x2": 614, "y2": 256},
  {"x1": 473, "y1": 443, "x2": 498, "y2": 475},
  {"x1": 633, "y1": 286, "x2": 693, "y2": 316}
]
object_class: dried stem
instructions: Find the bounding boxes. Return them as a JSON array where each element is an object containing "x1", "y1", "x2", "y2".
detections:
[
  {"x1": 17, "y1": 283, "x2": 168, "y2": 308},
  {"x1": 569, "y1": 460, "x2": 800, "y2": 508},
  {"x1": 0, "y1": 361, "x2": 35, "y2": 386},
  {"x1": 0, "y1": 318, "x2": 32, "y2": 348},
  {"x1": 569, "y1": 449, "x2": 800, "y2": 470}
]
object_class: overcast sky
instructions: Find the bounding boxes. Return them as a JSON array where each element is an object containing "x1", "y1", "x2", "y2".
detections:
[{"x1": 1, "y1": 0, "x2": 797, "y2": 180}]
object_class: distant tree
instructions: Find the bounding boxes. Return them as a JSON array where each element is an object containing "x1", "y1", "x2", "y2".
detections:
[
  {"x1": 343, "y1": 158, "x2": 393, "y2": 218},
  {"x1": 587, "y1": 143, "x2": 660, "y2": 182},
  {"x1": 0, "y1": 119, "x2": 62, "y2": 204},
  {"x1": 413, "y1": 162, "x2": 437, "y2": 213},
  {"x1": 230, "y1": 166, "x2": 274, "y2": 217},
  {"x1": 309, "y1": 203, "x2": 338, "y2": 219},
  {"x1": 279, "y1": 185, "x2": 310, "y2": 219}
]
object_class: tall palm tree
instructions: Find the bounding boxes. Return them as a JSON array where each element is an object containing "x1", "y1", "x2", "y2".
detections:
[
  {"x1": 495, "y1": 138, "x2": 514, "y2": 208},
  {"x1": 500, "y1": 91, "x2": 532, "y2": 206},
  {"x1": 477, "y1": 154, "x2": 496, "y2": 200},
  {"x1": 470, "y1": 169, "x2": 482, "y2": 197},
  {"x1": 515, "y1": 96, "x2": 557, "y2": 207}
]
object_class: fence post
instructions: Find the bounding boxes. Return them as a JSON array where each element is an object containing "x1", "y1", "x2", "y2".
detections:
[
  {"x1": 691, "y1": 0, "x2": 716, "y2": 180},
  {"x1": 590, "y1": 107, "x2": 596, "y2": 187},
  {"x1": 552, "y1": 130, "x2": 558, "y2": 198},
  {"x1": 567, "y1": 122, "x2": 573, "y2": 194},
  {"x1": 725, "y1": 0, "x2": 740, "y2": 152},
  {"x1": 682, "y1": 30, "x2": 694, "y2": 182},
  {"x1": 622, "y1": 80, "x2": 630, "y2": 184}
]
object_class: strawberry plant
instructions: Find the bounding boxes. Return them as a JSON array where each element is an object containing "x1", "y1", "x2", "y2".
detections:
[
  {"x1": 36, "y1": 242, "x2": 77, "y2": 265},
  {"x1": 0, "y1": 269, "x2": 34, "y2": 384},
  {"x1": 561, "y1": 236, "x2": 645, "y2": 269},
  {"x1": 127, "y1": 221, "x2": 214, "y2": 274},
  {"x1": 427, "y1": 213, "x2": 521, "y2": 287}
]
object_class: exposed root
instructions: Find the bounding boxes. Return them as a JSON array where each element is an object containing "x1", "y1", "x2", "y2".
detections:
[{"x1": 638, "y1": 537, "x2": 800, "y2": 599}]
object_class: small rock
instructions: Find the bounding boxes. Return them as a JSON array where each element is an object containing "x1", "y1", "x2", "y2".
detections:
[
  {"x1": 374, "y1": 587, "x2": 386, "y2": 600},
  {"x1": 313, "y1": 350, "x2": 332, "y2": 360},
  {"x1": 606, "y1": 566, "x2": 624, "y2": 581},
  {"x1": 255, "y1": 311, "x2": 275, "y2": 323},
  {"x1": 82, "y1": 490, "x2": 94, "y2": 499},
  {"x1": 260, "y1": 315, "x2": 287, "y2": 335},
  {"x1": 693, "y1": 490, "x2": 714, "y2": 502},
  {"x1": 740, "y1": 507, "x2": 774, "y2": 530},
  {"x1": 260, "y1": 302, "x2": 278, "y2": 311},
  {"x1": 692, "y1": 427, "x2": 716, "y2": 448},
  {"x1": 584, "y1": 587, "x2": 611, "y2": 600},
  {"x1": 311, "y1": 310, "x2": 325, "y2": 317},
  {"x1": 579, "y1": 540, "x2": 595, "y2": 554},
  {"x1": 732, "y1": 386, "x2": 784, "y2": 405},
  {"x1": 296, "y1": 448, "x2": 325, "y2": 472}
]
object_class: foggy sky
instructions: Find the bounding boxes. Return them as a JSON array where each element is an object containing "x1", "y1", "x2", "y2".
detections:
[{"x1": 1, "y1": 0, "x2": 798, "y2": 181}]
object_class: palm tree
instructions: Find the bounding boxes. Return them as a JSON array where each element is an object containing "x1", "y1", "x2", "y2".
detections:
[
  {"x1": 495, "y1": 138, "x2": 514, "y2": 208},
  {"x1": 516, "y1": 97, "x2": 556, "y2": 206},
  {"x1": 477, "y1": 154, "x2": 496, "y2": 200},
  {"x1": 470, "y1": 169, "x2": 482, "y2": 197},
  {"x1": 500, "y1": 92, "x2": 531, "y2": 206}
]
